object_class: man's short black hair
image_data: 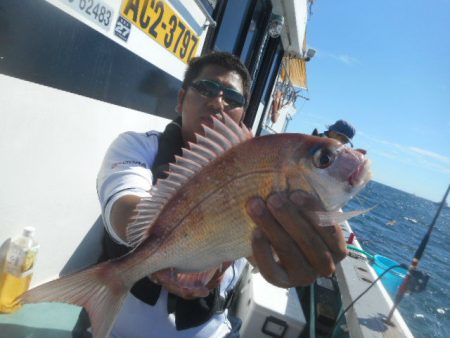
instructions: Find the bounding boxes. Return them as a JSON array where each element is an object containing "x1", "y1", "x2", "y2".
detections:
[{"x1": 182, "y1": 52, "x2": 252, "y2": 107}]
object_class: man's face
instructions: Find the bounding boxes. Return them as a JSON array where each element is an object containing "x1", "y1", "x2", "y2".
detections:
[{"x1": 177, "y1": 65, "x2": 246, "y2": 144}]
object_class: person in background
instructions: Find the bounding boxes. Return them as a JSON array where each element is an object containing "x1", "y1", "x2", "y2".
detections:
[
  {"x1": 97, "y1": 52, "x2": 347, "y2": 338},
  {"x1": 312, "y1": 119, "x2": 356, "y2": 147}
]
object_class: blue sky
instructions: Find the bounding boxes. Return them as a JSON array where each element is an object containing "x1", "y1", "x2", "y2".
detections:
[{"x1": 287, "y1": 0, "x2": 450, "y2": 202}]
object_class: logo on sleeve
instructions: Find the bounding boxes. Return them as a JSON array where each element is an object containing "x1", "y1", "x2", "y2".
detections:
[{"x1": 111, "y1": 160, "x2": 147, "y2": 169}]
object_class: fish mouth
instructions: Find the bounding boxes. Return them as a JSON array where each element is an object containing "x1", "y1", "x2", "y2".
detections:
[{"x1": 348, "y1": 159, "x2": 371, "y2": 187}]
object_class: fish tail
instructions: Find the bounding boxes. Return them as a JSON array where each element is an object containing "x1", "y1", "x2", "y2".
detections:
[{"x1": 21, "y1": 260, "x2": 129, "y2": 338}]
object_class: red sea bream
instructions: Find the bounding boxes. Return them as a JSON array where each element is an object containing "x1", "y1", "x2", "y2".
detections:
[{"x1": 21, "y1": 113, "x2": 371, "y2": 338}]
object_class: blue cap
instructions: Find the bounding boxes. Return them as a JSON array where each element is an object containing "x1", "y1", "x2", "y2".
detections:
[{"x1": 327, "y1": 120, "x2": 355, "y2": 146}]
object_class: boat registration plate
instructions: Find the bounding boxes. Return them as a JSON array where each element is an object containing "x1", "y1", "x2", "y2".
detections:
[
  {"x1": 120, "y1": 0, "x2": 200, "y2": 64},
  {"x1": 58, "y1": 0, "x2": 114, "y2": 31}
]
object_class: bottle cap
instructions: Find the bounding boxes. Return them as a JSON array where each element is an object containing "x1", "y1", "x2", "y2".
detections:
[{"x1": 22, "y1": 226, "x2": 35, "y2": 238}]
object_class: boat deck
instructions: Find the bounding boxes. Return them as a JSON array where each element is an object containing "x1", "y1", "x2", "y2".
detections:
[
  {"x1": 0, "y1": 303, "x2": 88, "y2": 337},
  {"x1": 336, "y1": 222, "x2": 413, "y2": 337}
]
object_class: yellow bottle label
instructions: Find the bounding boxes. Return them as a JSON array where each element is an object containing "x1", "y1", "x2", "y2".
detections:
[{"x1": 22, "y1": 249, "x2": 37, "y2": 275}]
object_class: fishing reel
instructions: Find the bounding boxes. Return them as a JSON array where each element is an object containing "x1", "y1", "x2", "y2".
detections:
[{"x1": 407, "y1": 269, "x2": 430, "y2": 293}]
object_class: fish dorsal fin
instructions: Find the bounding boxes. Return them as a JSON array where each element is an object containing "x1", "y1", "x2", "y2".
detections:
[{"x1": 127, "y1": 114, "x2": 253, "y2": 247}]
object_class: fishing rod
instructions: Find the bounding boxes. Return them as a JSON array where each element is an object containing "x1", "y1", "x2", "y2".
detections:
[{"x1": 385, "y1": 183, "x2": 450, "y2": 324}]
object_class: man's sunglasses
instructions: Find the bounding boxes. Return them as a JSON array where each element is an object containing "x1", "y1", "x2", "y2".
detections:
[{"x1": 190, "y1": 79, "x2": 246, "y2": 108}]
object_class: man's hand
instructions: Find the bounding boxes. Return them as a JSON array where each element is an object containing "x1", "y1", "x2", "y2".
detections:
[
  {"x1": 150, "y1": 262, "x2": 232, "y2": 300},
  {"x1": 246, "y1": 190, "x2": 347, "y2": 288}
]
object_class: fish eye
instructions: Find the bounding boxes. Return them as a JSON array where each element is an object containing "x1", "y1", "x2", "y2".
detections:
[{"x1": 312, "y1": 147, "x2": 335, "y2": 169}]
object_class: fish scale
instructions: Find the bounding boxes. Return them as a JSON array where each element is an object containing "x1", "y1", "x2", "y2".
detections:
[
  {"x1": 21, "y1": 113, "x2": 371, "y2": 338},
  {"x1": 125, "y1": 157, "x2": 279, "y2": 276}
]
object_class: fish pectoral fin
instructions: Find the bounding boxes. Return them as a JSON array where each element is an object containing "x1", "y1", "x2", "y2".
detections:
[{"x1": 309, "y1": 207, "x2": 375, "y2": 227}]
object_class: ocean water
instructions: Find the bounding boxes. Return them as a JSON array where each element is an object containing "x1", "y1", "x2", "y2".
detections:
[{"x1": 344, "y1": 180, "x2": 450, "y2": 338}]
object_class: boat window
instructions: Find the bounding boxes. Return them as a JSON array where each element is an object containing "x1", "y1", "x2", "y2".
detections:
[
  {"x1": 244, "y1": 37, "x2": 283, "y2": 132},
  {"x1": 261, "y1": 43, "x2": 284, "y2": 104},
  {"x1": 212, "y1": 0, "x2": 252, "y2": 53},
  {"x1": 239, "y1": 0, "x2": 271, "y2": 70}
]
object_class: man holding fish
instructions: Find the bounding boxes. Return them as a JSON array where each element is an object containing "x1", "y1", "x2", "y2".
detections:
[{"x1": 22, "y1": 52, "x2": 371, "y2": 338}]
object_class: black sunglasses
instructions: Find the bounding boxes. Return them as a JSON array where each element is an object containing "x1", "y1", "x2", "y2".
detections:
[{"x1": 190, "y1": 79, "x2": 246, "y2": 108}]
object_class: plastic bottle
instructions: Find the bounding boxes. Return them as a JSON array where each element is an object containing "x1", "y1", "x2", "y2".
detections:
[{"x1": 0, "y1": 226, "x2": 39, "y2": 313}]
